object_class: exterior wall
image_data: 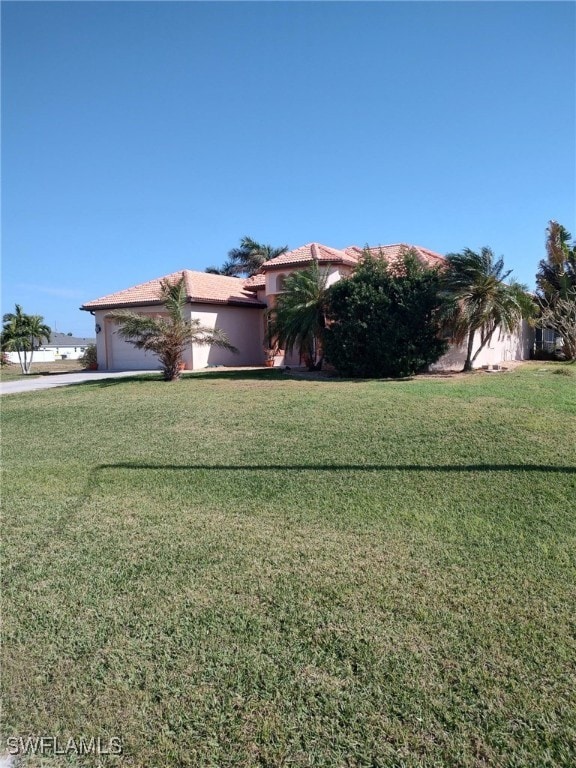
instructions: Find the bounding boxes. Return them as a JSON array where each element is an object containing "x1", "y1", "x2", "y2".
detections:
[
  {"x1": 263, "y1": 264, "x2": 344, "y2": 367},
  {"x1": 265, "y1": 264, "x2": 342, "y2": 296},
  {"x1": 87, "y1": 262, "x2": 535, "y2": 374},
  {"x1": 93, "y1": 310, "x2": 109, "y2": 369},
  {"x1": 432, "y1": 320, "x2": 534, "y2": 371},
  {"x1": 6, "y1": 343, "x2": 93, "y2": 364},
  {"x1": 92, "y1": 305, "x2": 264, "y2": 371},
  {"x1": 188, "y1": 304, "x2": 265, "y2": 369},
  {"x1": 94, "y1": 309, "x2": 165, "y2": 371},
  {"x1": 6, "y1": 347, "x2": 87, "y2": 364}
]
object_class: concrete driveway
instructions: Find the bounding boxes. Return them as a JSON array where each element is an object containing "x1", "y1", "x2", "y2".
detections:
[{"x1": 0, "y1": 370, "x2": 160, "y2": 395}]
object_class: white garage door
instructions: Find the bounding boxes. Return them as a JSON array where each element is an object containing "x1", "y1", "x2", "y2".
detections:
[{"x1": 106, "y1": 322, "x2": 161, "y2": 371}]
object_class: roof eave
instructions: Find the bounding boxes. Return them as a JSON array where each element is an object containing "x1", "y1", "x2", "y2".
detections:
[
  {"x1": 261, "y1": 256, "x2": 347, "y2": 271},
  {"x1": 81, "y1": 297, "x2": 265, "y2": 311},
  {"x1": 80, "y1": 299, "x2": 164, "y2": 312}
]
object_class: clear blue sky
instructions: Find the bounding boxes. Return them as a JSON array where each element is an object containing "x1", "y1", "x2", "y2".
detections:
[{"x1": 2, "y1": 1, "x2": 575, "y2": 336}]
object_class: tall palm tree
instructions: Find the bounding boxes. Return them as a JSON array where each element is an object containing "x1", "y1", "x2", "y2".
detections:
[
  {"x1": 228, "y1": 236, "x2": 288, "y2": 277},
  {"x1": 108, "y1": 277, "x2": 237, "y2": 381},
  {"x1": 442, "y1": 248, "x2": 534, "y2": 372},
  {"x1": 204, "y1": 261, "x2": 238, "y2": 276},
  {"x1": 270, "y1": 260, "x2": 329, "y2": 371},
  {"x1": 205, "y1": 238, "x2": 288, "y2": 277},
  {"x1": 534, "y1": 221, "x2": 576, "y2": 360},
  {"x1": 205, "y1": 236, "x2": 288, "y2": 278},
  {"x1": 536, "y1": 220, "x2": 576, "y2": 300},
  {"x1": 1, "y1": 305, "x2": 51, "y2": 374}
]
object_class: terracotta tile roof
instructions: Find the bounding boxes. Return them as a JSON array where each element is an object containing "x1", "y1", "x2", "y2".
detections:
[
  {"x1": 344, "y1": 244, "x2": 445, "y2": 268},
  {"x1": 259, "y1": 242, "x2": 444, "y2": 273},
  {"x1": 260, "y1": 242, "x2": 358, "y2": 271},
  {"x1": 81, "y1": 270, "x2": 265, "y2": 310},
  {"x1": 243, "y1": 273, "x2": 266, "y2": 291}
]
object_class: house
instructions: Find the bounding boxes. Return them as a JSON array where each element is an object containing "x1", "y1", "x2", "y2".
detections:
[
  {"x1": 5, "y1": 332, "x2": 95, "y2": 364},
  {"x1": 81, "y1": 242, "x2": 533, "y2": 371}
]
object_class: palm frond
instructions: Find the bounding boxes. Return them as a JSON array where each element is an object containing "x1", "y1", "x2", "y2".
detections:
[
  {"x1": 443, "y1": 248, "x2": 531, "y2": 370},
  {"x1": 270, "y1": 261, "x2": 329, "y2": 369}
]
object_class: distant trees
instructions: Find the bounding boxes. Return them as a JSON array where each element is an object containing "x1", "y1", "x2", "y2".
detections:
[
  {"x1": 441, "y1": 248, "x2": 534, "y2": 372},
  {"x1": 1, "y1": 305, "x2": 51, "y2": 374},
  {"x1": 324, "y1": 251, "x2": 448, "y2": 378},
  {"x1": 535, "y1": 221, "x2": 576, "y2": 360},
  {"x1": 108, "y1": 277, "x2": 236, "y2": 381},
  {"x1": 206, "y1": 236, "x2": 288, "y2": 278}
]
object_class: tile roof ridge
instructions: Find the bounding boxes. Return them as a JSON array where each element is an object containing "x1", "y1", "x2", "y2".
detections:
[{"x1": 181, "y1": 269, "x2": 195, "y2": 300}]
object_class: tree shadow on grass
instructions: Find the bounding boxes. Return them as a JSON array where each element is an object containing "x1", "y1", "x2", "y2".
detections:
[
  {"x1": 184, "y1": 369, "x2": 286, "y2": 382},
  {"x1": 64, "y1": 369, "x2": 419, "y2": 388},
  {"x1": 98, "y1": 462, "x2": 576, "y2": 474},
  {"x1": 66, "y1": 374, "x2": 165, "y2": 389},
  {"x1": 64, "y1": 369, "x2": 287, "y2": 388}
]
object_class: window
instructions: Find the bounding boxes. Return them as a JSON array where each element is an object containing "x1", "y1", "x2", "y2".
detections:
[{"x1": 276, "y1": 274, "x2": 286, "y2": 292}]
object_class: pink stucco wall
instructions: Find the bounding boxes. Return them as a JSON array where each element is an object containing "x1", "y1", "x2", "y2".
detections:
[
  {"x1": 431, "y1": 320, "x2": 533, "y2": 371},
  {"x1": 189, "y1": 304, "x2": 265, "y2": 369}
]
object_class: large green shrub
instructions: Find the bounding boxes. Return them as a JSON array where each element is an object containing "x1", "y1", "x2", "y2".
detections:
[{"x1": 324, "y1": 251, "x2": 448, "y2": 378}]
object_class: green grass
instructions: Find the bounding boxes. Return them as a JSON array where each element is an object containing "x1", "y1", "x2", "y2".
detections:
[
  {"x1": 1, "y1": 359, "x2": 84, "y2": 381},
  {"x1": 2, "y1": 363, "x2": 575, "y2": 767}
]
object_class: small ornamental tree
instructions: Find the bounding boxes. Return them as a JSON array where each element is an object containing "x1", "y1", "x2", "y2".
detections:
[
  {"x1": 324, "y1": 251, "x2": 448, "y2": 378},
  {"x1": 80, "y1": 344, "x2": 98, "y2": 370},
  {"x1": 1, "y1": 305, "x2": 51, "y2": 374}
]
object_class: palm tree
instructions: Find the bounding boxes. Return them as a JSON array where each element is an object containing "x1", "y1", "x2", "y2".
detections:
[
  {"x1": 204, "y1": 261, "x2": 238, "y2": 276},
  {"x1": 442, "y1": 248, "x2": 534, "y2": 372},
  {"x1": 270, "y1": 260, "x2": 329, "y2": 371},
  {"x1": 536, "y1": 221, "x2": 576, "y2": 300},
  {"x1": 534, "y1": 222, "x2": 576, "y2": 359},
  {"x1": 206, "y1": 236, "x2": 288, "y2": 278},
  {"x1": 1, "y1": 305, "x2": 51, "y2": 374},
  {"x1": 108, "y1": 277, "x2": 237, "y2": 381}
]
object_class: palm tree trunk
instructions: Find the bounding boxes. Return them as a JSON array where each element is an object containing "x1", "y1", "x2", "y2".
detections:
[
  {"x1": 462, "y1": 329, "x2": 475, "y2": 372},
  {"x1": 15, "y1": 345, "x2": 25, "y2": 374}
]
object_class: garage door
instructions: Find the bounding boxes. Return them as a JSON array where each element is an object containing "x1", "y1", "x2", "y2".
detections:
[{"x1": 105, "y1": 320, "x2": 162, "y2": 371}]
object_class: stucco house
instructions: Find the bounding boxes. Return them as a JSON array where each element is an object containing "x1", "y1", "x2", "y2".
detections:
[
  {"x1": 6, "y1": 332, "x2": 95, "y2": 364},
  {"x1": 81, "y1": 242, "x2": 533, "y2": 371}
]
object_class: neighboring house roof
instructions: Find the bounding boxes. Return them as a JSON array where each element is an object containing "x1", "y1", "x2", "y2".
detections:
[
  {"x1": 81, "y1": 270, "x2": 265, "y2": 310},
  {"x1": 41, "y1": 333, "x2": 95, "y2": 347}
]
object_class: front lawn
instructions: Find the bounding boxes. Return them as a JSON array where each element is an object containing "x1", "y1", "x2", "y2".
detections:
[
  {"x1": 2, "y1": 364, "x2": 575, "y2": 767},
  {"x1": 0, "y1": 359, "x2": 85, "y2": 381}
]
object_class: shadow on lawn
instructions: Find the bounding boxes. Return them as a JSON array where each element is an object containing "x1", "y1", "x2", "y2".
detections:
[
  {"x1": 98, "y1": 462, "x2": 576, "y2": 474},
  {"x1": 64, "y1": 369, "x2": 287, "y2": 388},
  {"x1": 66, "y1": 369, "x2": 414, "y2": 388}
]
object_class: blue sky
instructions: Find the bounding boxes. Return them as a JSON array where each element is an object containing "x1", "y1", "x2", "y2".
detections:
[{"x1": 2, "y1": 1, "x2": 575, "y2": 336}]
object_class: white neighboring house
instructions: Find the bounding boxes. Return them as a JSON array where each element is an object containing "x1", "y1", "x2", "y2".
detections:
[
  {"x1": 6, "y1": 332, "x2": 95, "y2": 364},
  {"x1": 81, "y1": 242, "x2": 534, "y2": 372}
]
